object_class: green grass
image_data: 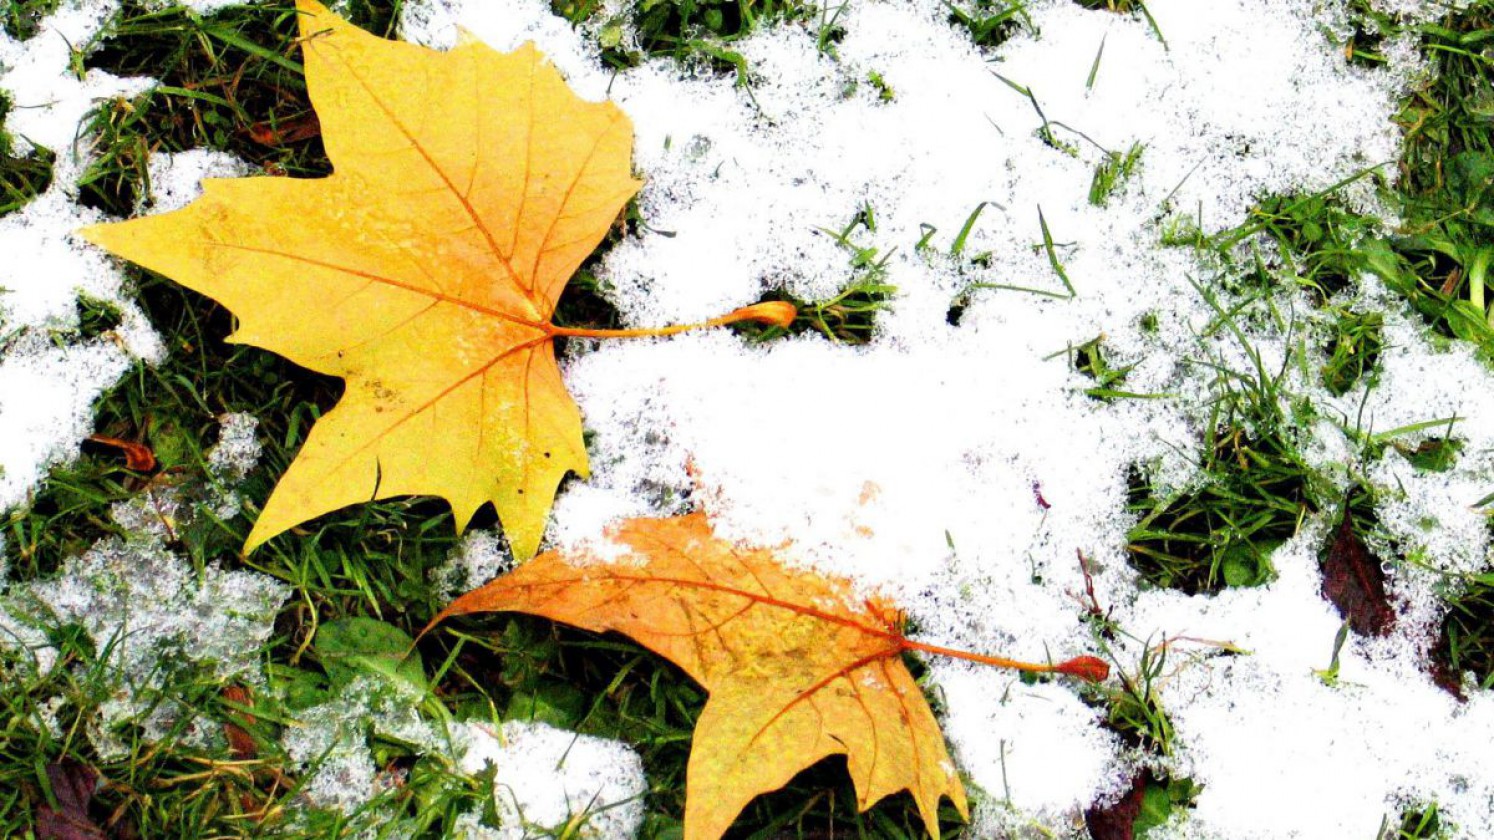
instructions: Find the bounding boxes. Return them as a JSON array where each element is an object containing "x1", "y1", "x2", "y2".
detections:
[
  {"x1": 1120, "y1": 4, "x2": 1493, "y2": 610},
  {"x1": 1124, "y1": 299, "x2": 1321, "y2": 594},
  {"x1": 1064, "y1": 334, "x2": 1165, "y2": 401},
  {"x1": 1074, "y1": 0, "x2": 1142, "y2": 10},
  {"x1": 1310, "y1": 6, "x2": 1494, "y2": 697},
  {"x1": 735, "y1": 204, "x2": 898, "y2": 344},
  {"x1": 1393, "y1": 804, "x2": 1446, "y2": 840},
  {"x1": 1320, "y1": 307, "x2": 1384, "y2": 396},
  {"x1": 945, "y1": 1, "x2": 1029, "y2": 49},
  {"x1": 2, "y1": 0, "x2": 62, "y2": 40},
  {"x1": 1089, "y1": 142, "x2": 1144, "y2": 207},
  {"x1": 1432, "y1": 568, "x2": 1494, "y2": 696},
  {"x1": 1374, "y1": 4, "x2": 1494, "y2": 360},
  {"x1": 1110, "y1": 2, "x2": 1494, "y2": 722},
  {"x1": 551, "y1": 0, "x2": 820, "y2": 82},
  {"x1": 1074, "y1": 581, "x2": 1204, "y2": 833},
  {"x1": 0, "y1": 92, "x2": 56, "y2": 218}
]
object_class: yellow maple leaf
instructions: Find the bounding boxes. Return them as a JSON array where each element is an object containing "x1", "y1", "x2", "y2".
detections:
[
  {"x1": 428, "y1": 512, "x2": 1109, "y2": 839},
  {"x1": 80, "y1": 1, "x2": 789, "y2": 559}
]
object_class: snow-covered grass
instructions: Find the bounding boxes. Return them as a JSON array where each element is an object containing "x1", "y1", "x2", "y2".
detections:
[{"x1": 3, "y1": 0, "x2": 1494, "y2": 837}]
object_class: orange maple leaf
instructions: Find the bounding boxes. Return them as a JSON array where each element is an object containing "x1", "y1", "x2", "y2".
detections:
[
  {"x1": 428, "y1": 512, "x2": 1109, "y2": 839},
  {"x1": 80, "y1": 1, "x2": 790, "y2": 559}
]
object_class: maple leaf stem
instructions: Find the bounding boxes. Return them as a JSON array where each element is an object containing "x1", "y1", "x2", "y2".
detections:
[
  {"x1": 548, "y1": 301, "x2": 797, "y2": 340},
  {"x1": 899, "y1": 639, "x2": 1111, "y2": 683}
]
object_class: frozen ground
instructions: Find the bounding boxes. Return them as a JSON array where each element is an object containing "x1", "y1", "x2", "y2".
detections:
[{"x1": 4, "y1": 0, "x2": 1494, "y2": 837}]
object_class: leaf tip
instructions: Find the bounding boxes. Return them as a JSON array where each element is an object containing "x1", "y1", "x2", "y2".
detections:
[
  {"x1": 242, "y1": 518, "x2": 279, "y2": 556},
  {"x1": 454, "y1": 26, "x2": 483, "y2": 48},
  {"x1": 75, "y1": 221, "x2": 115, "y2": 250},
  {"x1": 295, "y1": 0, "x2": 343, "y2": 41}
]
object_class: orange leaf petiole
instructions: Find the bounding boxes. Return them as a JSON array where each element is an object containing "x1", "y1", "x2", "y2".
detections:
[
  {"x1": 899, "y1": 638, "x2": 1111, "y2": 683},
  {"x1": 547, "y1": 301, "x2": 797, "y2": 340}
]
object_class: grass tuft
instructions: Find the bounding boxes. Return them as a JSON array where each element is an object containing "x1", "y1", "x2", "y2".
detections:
[
  {"x1": 1321, "y1": 307, "x2": 1383, "y2": 395},
  {"x1": 736, "y1": 204, "x2": 896, "y2": 344},
  {"x1": 1392, "y1": 803, "x2": 1446, "y2": 839},
  {"x1": 1370, "y1": 7, "x2": 1494, "y2": 357},
  {"x1": 1073, "y1": 0, "x2": 1142, "y2": 13},
  {"x1": 0, "y1": 92, "x2": 57, "y2": 217},
  {"x1": 1431, "y1": 570, "x2": 1494, "y2": 696},
  {"x1": 2, "y1": 0, "x2": 62, "y2": 40},
  {"x1": 1241, "y1": 192, "x2": 1380, "y2": 304},
  {"x1": 1126, "y1": 419, "x2": 1315, "y2": 594},
  {"x1": 1089, "y1": 141, "x2": 1144, "y2": 207},
  {"x1": 1077, "y1": 595, "x2": 1204, "y2": 834},
  {"x1": 946, "y1": 1, "x2": 1029, "y2": 49},
  {"x1": 551, "y1": 0, "x2": 818, "y2": 81},
  {"x1": 1062, "y1": 334, "x2": 1169, "y2": 402},
  {"x1": 79, "y1": 1, "x2": 327, "y2": 215}
]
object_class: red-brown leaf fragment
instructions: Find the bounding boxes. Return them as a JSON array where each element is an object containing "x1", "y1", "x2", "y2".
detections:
[
  {"x1": 35, "y1": 761, "x2": 105, "y2": 840},
  {"x1": 1084, "y1": 770, "x2": 1148, "y2": 840},
  {"x1": 1319, "y1": 500, "x2": 1395, "y2": 636},
  {"x1": 246, "y1": 113, "x2": 321, "y2": 147},
  {"x1": 221, "y1": 685, "x2": 258, "y2": 760}
]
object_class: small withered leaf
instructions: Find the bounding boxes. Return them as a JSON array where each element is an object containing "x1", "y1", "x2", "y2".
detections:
[{"x1": 1320, "y1": 497, "x2": 1395, "y2": 637}]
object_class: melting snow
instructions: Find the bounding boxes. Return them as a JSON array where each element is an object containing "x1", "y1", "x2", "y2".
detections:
[{"x1": 282, "y1": 683, "x2": 648, "y2": 835}]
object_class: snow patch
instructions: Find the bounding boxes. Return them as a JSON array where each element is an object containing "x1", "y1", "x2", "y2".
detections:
[
  {"x1": 144, "y1": 148, "x2": 256, "y2": 214},
  {"x1": 0, "y1": 536, "x2": 288, "y2": 757},
  {"x1": 455, "y1": 719, "x2": 647, "y2": 839}
]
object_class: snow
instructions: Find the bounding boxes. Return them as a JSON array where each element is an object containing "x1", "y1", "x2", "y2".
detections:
[
  {"x1": 435, "y1": 528, "x2": 514, "y2": 599},
  {"x1": 1125, "y1": 526, "x2": 1494, "y2": 840},
  {"x1": 207, "y1": 410, "x2": 263, "y2": 480},
  {"x1": 0, "y1": 410, "x2": 285, "y2": 759},
  {"x1": 144, "y1": 149, "x2": 255, "y2": 214},
  {"x1": 0, "y1": 534, "x2": 289, "y2": 757},
  {"x1": 456, "y1": 720, "x2": 648, "y2": 839},
  {"x1": 282, "y1": 675, "x2": 445, "y2": 812},
  {"x1": 6, "y1": 0, "x2": 1494, "y2": 836},
  {"x1": 283, "y1": 682, "x2": 649, "y2": 836}
]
